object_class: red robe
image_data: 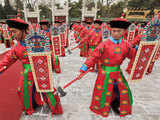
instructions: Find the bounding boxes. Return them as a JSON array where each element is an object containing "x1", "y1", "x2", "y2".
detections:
[
  {"x1": 42, "y1": 30, "x2": 61, "y2": 72},
  {"x1": 0, "y1": 42, "x2": 63, "y2": 115},
  {"x1": 82, "y1": 28, "x2": 102, "y2": 71},
  {"x1": 82, "y1": 28, "x2": 102, "y2": 55},
  {"x1": 73, "y1": 24, "x2": 83, "y2": 43},
  {"x1": 72, "y1": 24, "x2": 79, "y2": 42},
  {"x1": 83, "y1": 38, "x2": 136, "y2": 117},
  {"x1": 79, "y1": 26, "x2": 92, "y2": 57}
]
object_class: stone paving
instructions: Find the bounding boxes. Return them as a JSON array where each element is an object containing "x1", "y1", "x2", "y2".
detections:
[{"x1": 20, "y1": 46, "x2": 160, "y2": 120}]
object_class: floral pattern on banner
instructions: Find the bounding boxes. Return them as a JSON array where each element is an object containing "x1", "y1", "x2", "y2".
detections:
[
  {"x1": 131, "y1": 45, "x2": 156, "y2": 80},
  {"x1": 32, "y1": 56, "x2": 51, "y2": 90}
]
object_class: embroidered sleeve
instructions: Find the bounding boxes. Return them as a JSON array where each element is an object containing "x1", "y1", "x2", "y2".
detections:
[
  {"x1": 0, "y1": 47, "x2": 18, "y2": 73},
  {"x1": 85, "y1": 42, "x2": 105, "y2": 67},
  {"x1": 126, "y1": 44, "x2": 136, "y2": 59}
]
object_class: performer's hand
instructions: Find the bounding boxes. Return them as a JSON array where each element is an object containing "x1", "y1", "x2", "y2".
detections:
[
  {"x1": 135, "y1": 45, "x2": 139, "y2": 50},
  {"x1": 78, "y1": 42, "x2": 81, "y2": 47},
  {"x1": 0, "y1": 67, "x2": 5, "y2": 74},
  {"x1": 80, "y1": 64, "x2": 88, "y2": 73}
]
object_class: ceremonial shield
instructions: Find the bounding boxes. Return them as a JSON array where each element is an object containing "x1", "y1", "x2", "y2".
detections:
[
  {"x1": 59, "y1": 25, "x2": 66, "y2": 56},
  {"x1": 51, "y1": 26, "x2": 62, "y2": 56},
  {"x1": 65, "y1": 27, "x2": 69, "y2": 47},
  {"x1": 29, "y1": 52, "x2": 54, "y2": 92},
  {"x1": 59, "y1": 25, "x2": 66, "y2": 47},
  {"x1": 127, "y1": 23, "x2": 136, "y2": 43},
  {"x1": 129, "y1": 14, "x2": 160, "y2": 81},
  {"x1": 25, "y1": 31, "x2": 54, "y2": 92},
  {"x1": 143, "y1": 14, "x2": 160, "y2": 62},
  {"x1": 153, "y1": 42, "x2": 160, "y2": 61},
  {"x1": 129, "y1": 41, "x2": 158, "y2": 81},
  {"x1": 51, "y1": 35, "x2": 61, "y2": 56},
  {"x1": 60, "y1": 32, "x2": 66, "y2": 47}
]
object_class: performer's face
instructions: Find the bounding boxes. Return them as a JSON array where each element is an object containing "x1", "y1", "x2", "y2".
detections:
[
  {"x1": 111, "y1": 28, "x2": 126, "y2": 40},
  {"x1": 9, "y1": 28, "x2": 25, "y2": 41}
]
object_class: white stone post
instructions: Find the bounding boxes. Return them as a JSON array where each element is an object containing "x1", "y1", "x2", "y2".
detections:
[
  {"x1": 66, "y1": 0, "x2": 69, "y2": 24},
  {"x1": 51, "y1": 0, "x2": 55, "y2": 25},
  {"x1": 23, "y1": 1, "x2": 28, "y2": 22},
  {"x1": 82, "y1": 0, "x2": 85, "y2": 21},
  {"x1": 94, "y1": 0, "x2": 97, "y2": 20}
]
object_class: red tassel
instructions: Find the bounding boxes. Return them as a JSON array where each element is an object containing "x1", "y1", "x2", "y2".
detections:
[
  {"x1": 25, "y1": 108, "x2": 34, "y2": 115},
  {"x1": 53, "y1": 95, "x2": 63, "y2": 115}
]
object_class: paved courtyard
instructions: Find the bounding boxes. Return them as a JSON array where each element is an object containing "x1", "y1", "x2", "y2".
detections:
[{"x1": 19, "y1": 44, "x2": 160, "y2": 120}]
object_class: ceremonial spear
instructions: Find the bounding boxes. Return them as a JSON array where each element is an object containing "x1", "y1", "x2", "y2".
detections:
[{"x1": 56, "y1": 69, "x2": 91, "y2": 97}]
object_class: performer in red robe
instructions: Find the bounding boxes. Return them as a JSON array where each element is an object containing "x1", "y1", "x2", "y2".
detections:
[
  {"x1": 0, "y1": 19, "x2": 63, "y2": 115},
  {"x1": 40, "y1": 20, "x2": 61, "y2": 73},
  {"x1": 72, "y1": 20, "x2": 82, "y2": 43},
  {"x1": 80, "y1": 18, "x2": 136, "y2": 117},
  {"x1": 79, "y1": 19, "x2": 93, "y2": 57},
  {"x1": 81, "y1": 19, "x2": 103, "y2": 71}
]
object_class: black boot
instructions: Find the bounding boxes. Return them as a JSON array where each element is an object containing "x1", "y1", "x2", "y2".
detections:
[{"x1": 111, "y1": 99, "x2": 120, "y2": 115}]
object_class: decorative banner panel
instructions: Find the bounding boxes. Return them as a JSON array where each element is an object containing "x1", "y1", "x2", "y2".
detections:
[
  {"x1": 65, "y1": 28, "x2": 69, "y2": 47},
  {"x1": 153, "y1": 43, "x2": 160, "y2": 61},
  {"x1": 51, "y1": 35, "x2": 61, "y2": 56},
  {"x1": 24, "y1": 32, "x2": 51, "y2": 53},
  {"x1": 29, "y1": 52, "x2": 54, "y2": 92},
  {"x1": 129, "y1": 41, "x2": 158, "y2": 81},
  {"x1": 127, "y1": 23, "x2": 136, "y2": 43},
  {"x1": 60, "y1": 32, "x2": 66, "y2": 47}
]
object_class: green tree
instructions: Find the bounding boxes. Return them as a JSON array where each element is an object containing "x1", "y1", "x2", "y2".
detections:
[
  {"x1": 108, "y1": 1, "x2": 125, "y2": 18},
  {"x1": 97, "y1": 0, "x2": 117, "y2": 18},
  {"x1": 39, "y1": 5, "x2": 52, "y2": 22},
  {"x1": 4, "y1": 0, "x2": 17, "y2": 18},
  {"x1": 69, "y1": 0, "x2": 82, "y2": 19},
  {"x1": 15, "y1": 0, "x2": 23, "y2": 10},
  {"x1": 0, "y1": 4, "x2": 6, "y2": 19}
]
